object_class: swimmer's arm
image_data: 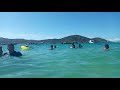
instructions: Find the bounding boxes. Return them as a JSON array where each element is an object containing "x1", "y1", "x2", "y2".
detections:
[{"x1": 3, "y1": 53, "x2": 8, "y2": 55}]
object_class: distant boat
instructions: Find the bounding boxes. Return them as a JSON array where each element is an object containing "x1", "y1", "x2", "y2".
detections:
[{"x1": 89, "y1": 40, "x2": 94, "y2": 43}]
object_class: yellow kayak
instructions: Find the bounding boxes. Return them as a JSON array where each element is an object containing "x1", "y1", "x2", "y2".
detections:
[{"x1": 21, "y1": 46, "x2": 29, "y2": 50}]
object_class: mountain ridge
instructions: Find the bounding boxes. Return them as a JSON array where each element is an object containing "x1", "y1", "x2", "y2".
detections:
[{"x1": 0, "y1": 35, "x2": 109, "y2": 45}]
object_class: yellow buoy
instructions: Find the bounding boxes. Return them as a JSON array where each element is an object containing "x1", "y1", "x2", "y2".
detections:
[{"x1": 21, "y1": 46, "x2": 29, "y2": 50}]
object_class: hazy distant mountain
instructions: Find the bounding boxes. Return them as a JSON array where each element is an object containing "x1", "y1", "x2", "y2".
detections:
[
  {"x1": 108, "y1": 38, "x2": 120, "y2": 42},
  {"x1": 60, "y1": 35, "x2": 90, "y2": 43},
  {"x1": 39, "y1": 35, "x2": 90, "y2": 44},
  {"x1": 0, "y1": 35, "x2": 108, "y2": 45},
  {"x1": 0, "y1": 37, "x2": 40, "y2": 45},
  {"x1": 91, "y1": 37, "x2": 108, "y2": 43}
]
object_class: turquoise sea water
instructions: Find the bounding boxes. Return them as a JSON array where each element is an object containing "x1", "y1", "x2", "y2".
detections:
[{"x1": 0, "y1": 42, "x2": 120, "y2": 78}]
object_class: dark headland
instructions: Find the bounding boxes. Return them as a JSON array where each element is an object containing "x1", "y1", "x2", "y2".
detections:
[{"x1": 0, "y1": 35, "x2": 109, "y2": 45}]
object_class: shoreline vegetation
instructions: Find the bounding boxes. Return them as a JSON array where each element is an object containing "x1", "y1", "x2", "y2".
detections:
[{"x1": 0, "y1": 35, "x2": 109, "y2": 45}]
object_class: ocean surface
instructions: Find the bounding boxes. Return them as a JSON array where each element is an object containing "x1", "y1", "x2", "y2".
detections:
[{"x1": 0, "y1": 42, "x2": 120, "y2": 78}]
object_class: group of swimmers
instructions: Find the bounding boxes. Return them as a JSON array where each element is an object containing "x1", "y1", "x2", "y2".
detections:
[
  {"x1": 0, "y1": 43, "x2": 110, "y2": 57},
  {"x1": 49, "y1": 43, "x2": 82, "y2": 50},
  {"x1": 69, "y1": 43, "x2": 109, "y2": 50},
  {"x1": 70, "y1": 43, "x2": 83, "y2": 48},
  {"x1": 50, "y1": 43, "x2": 109, "y2": 50},
  {"x1": 71, "y1": 43, "x2": 109, "y2": 50},
  {"x1": 0, "y1": 44, "x2": 22, "y2": 57},
  {"x1": 49, "y1": 45, "x2": 56, "y2": 50}
]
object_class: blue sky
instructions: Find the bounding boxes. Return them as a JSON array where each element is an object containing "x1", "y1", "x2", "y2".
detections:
[{"x1": 0, "y1": 12, "x2": 120, "y2": 41}]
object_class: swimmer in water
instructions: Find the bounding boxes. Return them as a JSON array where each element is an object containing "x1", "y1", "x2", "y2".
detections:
[
  {"x1": 0, "y1": 46, "x2": 3, "y2": 57},
  {"x1": 70, "y1": 43, "x2": 75, "y2": 48},
  {"x1": 54, "y1": 45, "x2": 56, "y2": 48},
  {"x1": 25, "y1": 45, "x2": 29, "y2": 47},
  {"x1": 79, "y1": 44, "x2": 82, "y2": 48},
  {"x1": 104, "y1": 44, "x2": 109, "y2": 50},
  {"x1": 4, "y1": 44, "x2": 22, "y2": 57},
  {"x1": 49, "y1": 45, "x2": 54, "y2": 50}
]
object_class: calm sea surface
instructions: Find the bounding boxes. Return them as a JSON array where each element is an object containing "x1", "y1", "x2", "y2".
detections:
[{"x1": 0, "y1": 42, "x2": 120, "y2": 78}]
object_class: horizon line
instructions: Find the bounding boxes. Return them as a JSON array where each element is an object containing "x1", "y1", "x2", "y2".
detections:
[{"x1": 0, "y1": 34, "x2": 110, "y2": 41}]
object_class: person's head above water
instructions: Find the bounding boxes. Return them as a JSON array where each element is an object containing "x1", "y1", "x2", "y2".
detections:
[
  {"x1": 49, "y1": 45, "x2": 54, "y2": 50},
  {"x1": 25, "y1": 45, "x2": 29, "y2": 47},
  {"x1": 0, "y1": 46, "x2": 3, "y2": 56},
  {"x1": 104, "y1": 44, "x2": 109, "y2": 50},
  {"x1": 71, "y1": 43, "x2": 75, "y2": 48},
  {"x1": 7, "y1": 44, "x2": 15, "y2": 53},
  {"x1": 54, "y1": 45, "x2": 56, "y2": 48},
  {"x1": 7, "y1": 44, "x2": 22, "y2": 57},
  {"x1": 51, "y1": 45, "x2": 53, "y2": 48},
  {"x1": 79, "y1": 44, "x2": 82, "y2": 48}
]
